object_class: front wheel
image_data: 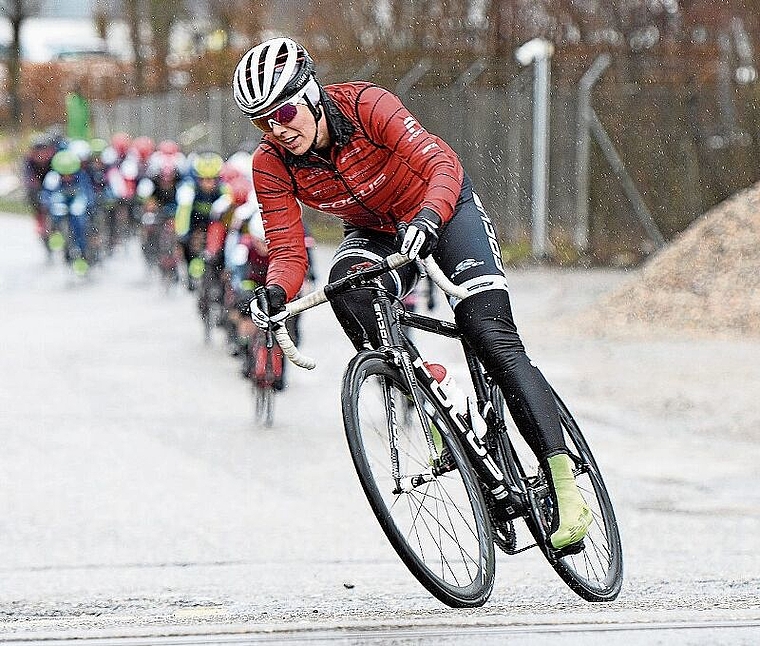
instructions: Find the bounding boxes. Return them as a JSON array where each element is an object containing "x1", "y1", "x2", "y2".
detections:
[
  {"x1": 253, "y1": 381, "x2": 274, "y2": 427},
  {"x1": 342, "y1": 352, "x2": 495, "y2": 608}
]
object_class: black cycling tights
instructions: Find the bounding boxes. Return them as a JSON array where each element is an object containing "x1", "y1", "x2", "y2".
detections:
[
  {"x1": 453, "y1": 290, "x2": 565, "y2": 458},
  {"x1": 328, "y1": 249, "x2": 566, "y2": 459}
]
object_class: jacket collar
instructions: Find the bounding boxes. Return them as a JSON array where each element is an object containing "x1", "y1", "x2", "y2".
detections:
[{"x1": 283, "y1": 86, "x2": 354, "y2": 168}]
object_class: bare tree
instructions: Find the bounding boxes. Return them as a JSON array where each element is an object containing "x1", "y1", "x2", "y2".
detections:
[
  {"x1": 122, "y1": 0, "x2": 145, "y2": 93},
  {"x1": 207, "y1": 0, "x2": 266, "y2": 47},
  {"x1": 0, "y1": 0, "x2": 41, "y2": 129},
  {"x1": 115, "y1": 0, "x2": 186, "y2": 93},
  {"x1": 147, "y1": 0, "x2": 186, "y2": 91}
]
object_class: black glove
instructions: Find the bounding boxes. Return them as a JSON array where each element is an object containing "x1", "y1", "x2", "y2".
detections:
[
  {"x1": 249, "y1": 284, "x2": 287, "y2": 329},
  {"x1": 399, "y1": 208, "x2": 442, "y2": 260}
]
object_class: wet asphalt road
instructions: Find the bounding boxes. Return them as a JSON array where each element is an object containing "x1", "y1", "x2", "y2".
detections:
[{"x1": 0, "y1": 213, "x2": 758, "y2": 644}]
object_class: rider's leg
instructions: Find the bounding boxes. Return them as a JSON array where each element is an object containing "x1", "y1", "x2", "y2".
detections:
[
  {"x1": 69, "y1": 210, "x2": 90, "y2": 271},
  {"x1": 436, "y1": 176, "x2": 591, "y2": 549},
  {"x1": 454, "y1": 290, "x2": 591, "y2": 549},
  {"x1": 327, "y1": 230, "x2": 418, "y2": 351}
]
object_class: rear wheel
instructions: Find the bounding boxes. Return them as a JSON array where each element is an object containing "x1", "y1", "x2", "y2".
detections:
[
  {"x1": 342, "y1": 351, "x2": 495, "y2": 608},
  {"x1": 491, "y1": 385, "x2": 623, "y2": 601},
  {"x1": 537, "y1": 393, "x2": 623, "y2": 600}
]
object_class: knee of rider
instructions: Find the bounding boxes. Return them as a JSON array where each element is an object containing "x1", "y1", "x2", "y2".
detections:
[{"x1": 455, "y1": 303, "x2": 519, "y2": 348}]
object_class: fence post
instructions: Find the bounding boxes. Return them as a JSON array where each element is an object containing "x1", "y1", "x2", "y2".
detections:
[
  {"x1": 588, "y1": 110, "x2": 666, "y2": 249},
  {"x1": 395, "y1": 59, "x2": 432, "y2": 99},
  {"x1": 515, "y1": 38, "x2": 554, "y2": 260},
  {"x1": 449, "y1": 59, "x2": 487, "y2": 146},
  {"x1": 575, "y1": 53, "x2": 611, "y2": 253}
]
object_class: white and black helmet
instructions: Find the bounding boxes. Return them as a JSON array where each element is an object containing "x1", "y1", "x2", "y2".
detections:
[{"x1": 233, "y1": 37, "x2": 318, "y2": 118}]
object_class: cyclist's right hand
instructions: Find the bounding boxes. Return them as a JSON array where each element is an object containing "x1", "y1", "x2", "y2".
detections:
[{"x1": 250, "y1": 284, "x2": 288, "y2": 329}]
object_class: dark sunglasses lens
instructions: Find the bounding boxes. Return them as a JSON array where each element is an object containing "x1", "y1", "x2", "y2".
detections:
[
  {"x1": 251, "y1": 102, "x2": 299, "y2": 131},
  {"x1": 274, "y1": 102, "x2": 298, "y2": 124}
]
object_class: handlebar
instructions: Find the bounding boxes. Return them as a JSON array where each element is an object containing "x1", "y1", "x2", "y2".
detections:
[{"x1": 266, "y1": 253, "x2": 469, "y2": 370}]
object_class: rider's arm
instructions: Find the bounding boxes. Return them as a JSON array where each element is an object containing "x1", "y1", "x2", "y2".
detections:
[
  {"x1": 356, "y1": 85, "x2": 464, "y2": 225},
  {"x1": 251, "y1": 146, "x2": 309, "y2": 301},
  {"x1": 174, "y1": 181, "x2": 195, "y2": 235}
]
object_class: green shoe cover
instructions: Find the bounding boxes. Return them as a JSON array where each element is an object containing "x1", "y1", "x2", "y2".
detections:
[
  {"x1": 49, "y1": 231, "x2": 65, "y2": 251},
  {"x1": 72, "y1": 257, "x2": 89, "y2": 276},
  {"x1": 547, "y1": 453, "x2": 592, "y2": 549}
]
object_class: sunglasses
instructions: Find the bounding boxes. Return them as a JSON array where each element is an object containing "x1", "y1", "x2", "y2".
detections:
[{"x1": 251, "y1": 100, "x2": 305, "y2": 132}]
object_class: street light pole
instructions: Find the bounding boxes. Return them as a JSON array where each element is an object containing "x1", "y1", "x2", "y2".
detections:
[{"x1": 515, "y1": 38, "x2": 554, "y2": 260}]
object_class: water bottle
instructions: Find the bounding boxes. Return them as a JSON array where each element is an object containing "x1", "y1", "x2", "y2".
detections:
[
  {"x1": 424, "y1": 362, "x2": 489, "y2": 434},
  {"x1": 424, "y1": 361, "x2": 507, "y2": 499},
  {"x1": 424, "y1": 362, "x2": 468, "y2": 418}
]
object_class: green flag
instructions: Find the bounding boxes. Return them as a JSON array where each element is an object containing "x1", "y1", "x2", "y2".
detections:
[{"x1": 66, "y1": 91, "x2": 91, "y2": 141}]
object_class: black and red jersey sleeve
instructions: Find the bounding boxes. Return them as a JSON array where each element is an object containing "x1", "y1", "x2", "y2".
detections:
[{"x1": 252, "y1": 144, "x2": 309, "y2": 301}]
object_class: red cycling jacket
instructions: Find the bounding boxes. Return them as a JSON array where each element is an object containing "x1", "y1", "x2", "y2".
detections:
[{"x1": 252, "y1": 82, "x2": 464, "y2": 300}]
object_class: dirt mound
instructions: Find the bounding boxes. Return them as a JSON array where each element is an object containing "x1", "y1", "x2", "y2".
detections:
[{"x1": 580, "y1": 182, "x2": 760, "y2": 337}]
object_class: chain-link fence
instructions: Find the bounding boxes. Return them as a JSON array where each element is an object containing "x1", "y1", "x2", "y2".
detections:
[
  {"x1": 92, "y1": 61, "x2": 573, "y2": 254},
  {"x1": 91, "y1": 54, "x2": 760, "y2": 263}
]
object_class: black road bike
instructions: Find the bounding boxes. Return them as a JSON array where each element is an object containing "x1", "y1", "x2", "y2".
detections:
[{"x1": 270, "y1": 253, "x2": 623, "y2": 608}]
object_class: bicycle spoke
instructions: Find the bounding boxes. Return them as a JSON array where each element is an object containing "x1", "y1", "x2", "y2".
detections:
[{"x1": 404, "y1": 485, "x2": 479, "y2": 586}]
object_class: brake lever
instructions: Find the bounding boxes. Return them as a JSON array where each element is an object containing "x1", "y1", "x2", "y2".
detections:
[{"x1": 254, "y1": 286, "x2": 275, "y2": 349}]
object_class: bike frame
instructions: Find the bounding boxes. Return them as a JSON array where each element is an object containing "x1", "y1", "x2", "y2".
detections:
[
  {"x1": 364, "y1": 283, "x2": 528, "y2": 519},
  {"x1": 273, "y1": 253, "x2": 623, "y2": 600}
]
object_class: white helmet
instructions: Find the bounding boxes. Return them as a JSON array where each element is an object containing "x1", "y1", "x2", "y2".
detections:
[
  {"x1": 68, "y1": 139, "x2": 91, "y2": 162},
  {"x1": 233, "y1": 37, "x2": 318, "y2": 118}
]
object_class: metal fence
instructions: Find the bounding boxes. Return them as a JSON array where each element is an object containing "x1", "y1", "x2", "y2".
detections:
[
  {"x1": 92, "y1": 53, "x2": 741, "y2": 261},
  {"x1": 91, "y1": 57, "x2": 587, "y2": 255}
]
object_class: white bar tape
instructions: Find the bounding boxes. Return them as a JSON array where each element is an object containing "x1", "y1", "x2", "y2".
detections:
[
  {"x1": 422, "y1": 257, "x2": 470, "y2": 300},
  {"x1": 274, "y1": 326, "x2": 316, "y2": 370}
]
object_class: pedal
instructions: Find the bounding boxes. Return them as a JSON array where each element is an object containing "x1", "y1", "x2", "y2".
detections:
[{"x1": 551, "y1": 539, "x2": 586, "y2": 558}]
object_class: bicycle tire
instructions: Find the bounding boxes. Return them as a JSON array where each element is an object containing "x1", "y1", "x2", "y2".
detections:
[
  {"x1": 250, "y1": 335, "x2": 276, "y2": 428},
  {"x1": 254, "y1": 382, "x2": 274, "y2": 427},
  {"x1": 545, "y1": 392, "x2": 623, "y2": 600},
  {"x1": 492, "y1": 386, "x2": 623, "y2": 601},
  {"x1": 342, "y1": 351, "x2": 495, "y2": 608}
]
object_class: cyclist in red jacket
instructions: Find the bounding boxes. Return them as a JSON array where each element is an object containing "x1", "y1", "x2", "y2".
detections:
[{"x1": 233, "y1": 37, "x2": 591, "y2": 551}]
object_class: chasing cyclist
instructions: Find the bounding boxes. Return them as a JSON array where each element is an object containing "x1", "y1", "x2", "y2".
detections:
[
  {"x1": 174, "y1": 150, "x2": 228, "y2": 290},
  {"x1": 232, "y1": 37, "x2": 591, "y2": 551},
  {"x1": 40, "y1": 148, "x2": 97, "y2": 274},
  {"x1": 22, "y1": 132, "x2": 58, "y2": 255}
]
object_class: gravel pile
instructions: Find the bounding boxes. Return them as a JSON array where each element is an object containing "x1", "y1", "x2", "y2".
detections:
[{"x1": 580, "y1": 181, "x2": 760, "y2": 338}]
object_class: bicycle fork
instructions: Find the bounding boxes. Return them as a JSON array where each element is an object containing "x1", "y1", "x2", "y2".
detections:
[{"x1": 383, "y1": 348, "x2": 463, "y2": 495}]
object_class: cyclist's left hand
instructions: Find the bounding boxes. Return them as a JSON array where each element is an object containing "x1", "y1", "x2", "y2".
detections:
[
  {"x1": 250, "y1": 284, "x2": 288, "y2": 329},
  {"x1": 399, "y1": 208, "x2": 442, "y2": 260}
]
